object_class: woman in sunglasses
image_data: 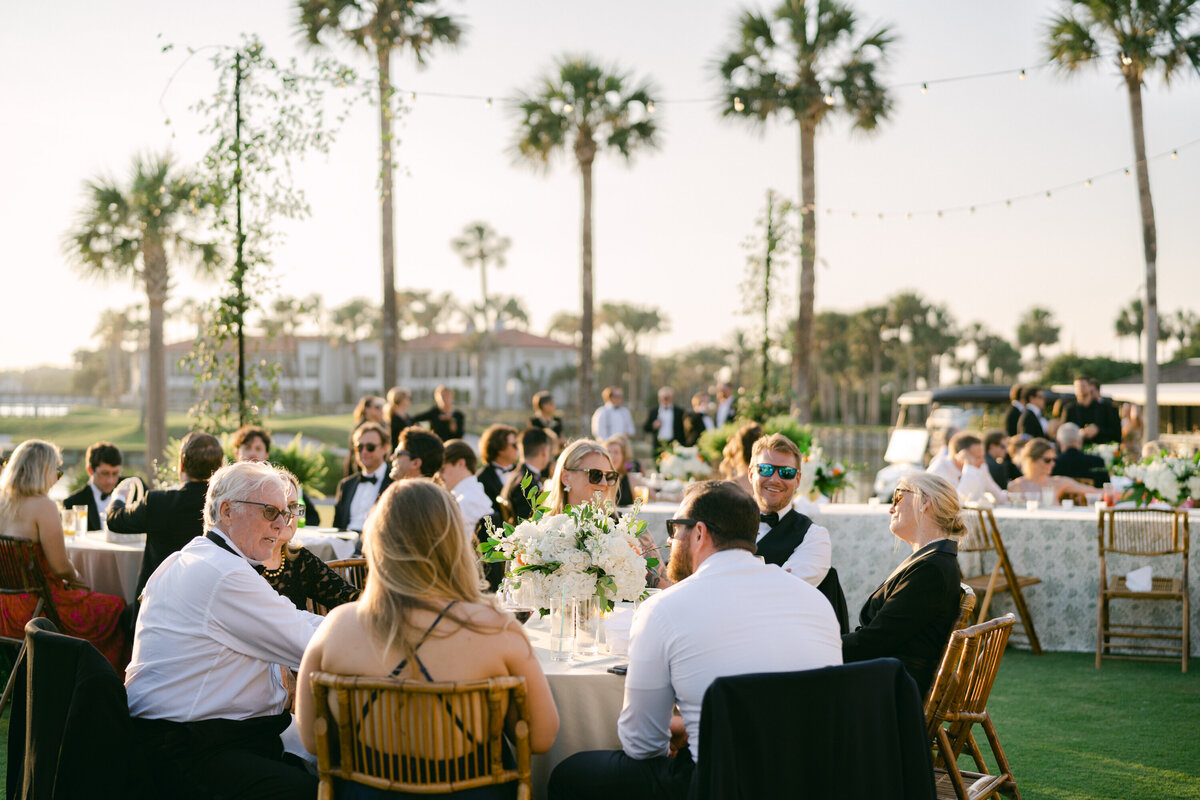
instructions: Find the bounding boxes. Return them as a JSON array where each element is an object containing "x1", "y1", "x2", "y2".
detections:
[
  {"x1": 841, "y1": 472, "x2": 963, "y2": 700},
  {"x1": 546, "y1": 439, "x2": 669, "y2": 588},
  {"x1": 0, "y1": 439, "x2": 127, "y2": 671},
  {"x1": 259, "y1": 469, "x2": 360, "y2": 613},
  {"x1": 1006, "y1": 438, "x2": 1094, "y2": 505}
]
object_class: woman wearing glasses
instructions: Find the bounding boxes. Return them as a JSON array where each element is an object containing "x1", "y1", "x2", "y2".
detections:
[
  {"x1": 546, "y1": 439, "x2": 669, "y2": 588},
  {"x1": 841, "y1": 472, "x2": 963, "y2": 699},
  {"x1": 259, "y1": 469, "x2": 360, "y2": 613},
  {"x1": 0, "y1": 439, "x2": 127, "y2": 672},
  {"x1": 1006, "y1": 438, "x2": 1093, "y2": 505}
]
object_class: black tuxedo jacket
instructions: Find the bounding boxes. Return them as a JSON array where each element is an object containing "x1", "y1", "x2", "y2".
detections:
[
  {"x1": 106, "y1": 481, "x2": 208, "y2": 596},
  {"x1": 477, "y1": 464, "x2": 510, "y2": 505},
  {"x1": 1053, "y1": 448, "x2": 1109, "y2": 485},
  {"x1": 1017, "y1": 408, "x2": 1046, "y2": 439},
  {"x1": 985, "y1": 455, "x2": 1008, "y2": 489},
  {"x1": 841, "y1": 539, "x2": 960, "y2": 700},
  {"x1": 411, "y1": 405, "x2": 464, "y2": 442},
  {"x1": 1004, "y1": 405, "x2": 1022, "y2": 437},
  {"x1": 501, "y1": 463, "x2": 542, "y2": 522},
  {"x1": 529, "y1": 415, "x2": 563, "y2": 437},
  {"x1": 682, "y1": 412, "x2": 709, "y2": 447},
  {"x1": 389, "y1": 412, "x2": 415, "y2": 451},
  {"x1": 62, "y1": 485, "x2": 102, "y2": 531},
  {"x1": 1062, "y1": 399, "x2": 1121, "y2": 445},
  {"x1": 333, "y1": 472, "x2": 393, "y2": 531},
  {"x1": 757, "y1": 510, "x2": 849, "y2": 633},
  {"x1": 642, "y1": 405, "x2": 686, "y2": 448}
]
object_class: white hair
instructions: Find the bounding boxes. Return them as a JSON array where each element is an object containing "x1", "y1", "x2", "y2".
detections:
[
  {"x1": 203, "y1": 461, "x2": 287, "y2": 529},
  {"x1": 1056, "y1": 422, "x2": 1082, "y2": 449}
]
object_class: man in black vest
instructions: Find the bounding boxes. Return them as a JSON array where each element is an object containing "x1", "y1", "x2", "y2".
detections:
[{"x1": 748, "y1": 433, "x2": 848, "y2": 632}]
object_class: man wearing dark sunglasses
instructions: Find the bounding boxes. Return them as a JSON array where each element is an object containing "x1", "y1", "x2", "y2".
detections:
[
  {"x1": 332, "y1": 422, "x2": 392, "y2": 532},
  {"x1": 747, "y1": 434, "x2": 847, "y2": 632},
  {"x1": 548, "y1": 481, "x2": 842, "y2": 800}
]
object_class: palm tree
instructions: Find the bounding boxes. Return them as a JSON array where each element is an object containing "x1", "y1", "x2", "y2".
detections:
[
  {"x1": 511, "y1": 55, "x2": 659, "y2": 429},
  {"x1": 598, "y1": 302, "x2": 669, "y2": 416},
  {"x1": 91, "y1": 308, "x2": 132, "y2": 405},
  {"x1": 1017, "y1": 307, "x2": 1061, "y2": 373},
  {"x1": 451, "y1": 222, "x2": 510, "y2": 334},
  {"x1": 546, "y1": 312, "x2": 582, "y2": 346},
  {"x1": 64, "y1": 153, "x2": 218, "y2": 481},
  {"x1": 1115, "y1": 297, "x2": 1145, "y2": 358},
  {"x1": 298, "y1": 0, "x2": 465, "y2": 394},
  {"x1": 716, "y1": 0, "x2": 895, "y2": 422},
  {"x1": 1046, "y1": 0, "x2": 1200, "y2": 442}
]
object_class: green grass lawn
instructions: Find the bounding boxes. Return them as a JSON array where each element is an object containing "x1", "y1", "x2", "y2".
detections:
[{"x1": 0, "y1": 649, "x2": 1195, "y2": 796}]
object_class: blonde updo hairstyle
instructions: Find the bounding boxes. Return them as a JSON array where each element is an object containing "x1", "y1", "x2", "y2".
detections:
[
  {"x1": 1020, "y1": 438, "x2": 1056, "y2": 477},
  {"x1": 0, "y1": 440, "x2": 61, "y2": 520},
  {"x1": 896, "y1": 472, "x2": 966, "y2": 539},
  {"x1": 360, "y1": 479, "x2": 499, "y2": 665},
  {"x1": 547, "y1": 439, "x2": 616, "y2": 515}
]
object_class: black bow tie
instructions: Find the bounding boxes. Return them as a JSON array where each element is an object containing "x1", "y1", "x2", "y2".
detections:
[
  {"x1": 760, "y1": 512, "x2": 780, "y2": 527},
  {"x1": 100, "y1": 492, "x2": 111, "y2": 501},
  {"x1": 360, "y1": 474, "x2": 378, "y2": 484},
  {"x1": 498, "y1": 464, "x2": 515, "y2": 474}
]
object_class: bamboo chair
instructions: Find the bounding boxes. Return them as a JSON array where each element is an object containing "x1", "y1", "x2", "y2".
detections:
[
  {"x1": 310, "y1": 673, "x2": 532, "y2": 800},
  {"x1": 0, "y1": 535, "x2": 64, "y2": 716},
  {"x1": 924, "y1": 614, "x2": 1020, "y2": 800},
  {"x1": 307, "y1": 558, "x2": 369, "y2": 616},
  {"x1": 959, "y1": 508, "x2": 1043, "y2": 654},
  {"x1": 923, "y1": 584, "x2": 976, "y2": 718},
  {"x1": 1096, "y1": 509, "x2": 1190, "y2": 672},
  {"x1": 495, "y1": 496, "x2": 516, "y2": 526}
]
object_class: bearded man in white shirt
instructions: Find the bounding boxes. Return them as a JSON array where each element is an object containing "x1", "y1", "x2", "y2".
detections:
[
  {"x1": 548, "y1": 481, "x2": 842, "y2": 800},
  {"x1": 126, "y1": 461, "x2": 323, "y2": 799}
]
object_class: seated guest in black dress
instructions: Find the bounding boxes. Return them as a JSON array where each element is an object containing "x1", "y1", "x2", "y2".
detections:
[
  {"x1": 296, "y1": 479, "x2": 559, "y2": 798},
  {"x1": 529, "y1": 390, "x2": 564, "y2": 437},
  {"x1": 260, "y1": 470, "x2": 360, "y2": 612},
  {"x1": 842, "y1": 472, "x2": 963, "y2": 700}
]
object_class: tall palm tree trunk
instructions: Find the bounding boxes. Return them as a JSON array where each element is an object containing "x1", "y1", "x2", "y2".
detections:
[
  {"x1": 1126, "y1": 76, "x2": 1159, "y2": 440},
  {"x1": 378, "y1": 48, "x2": 398, "y2": 395},
  {"x1": 793, "y1": 121, "x2": 817, "y2": 423},
  {"x1": 143, "y1": 248, "x2": 169, "y2": 486},
  {"x1": 869, "y1": 349, "x2": 882, "y2": 426},
  {"x1": 577, "y1": 151, "x2": 596, "y2": 430}
]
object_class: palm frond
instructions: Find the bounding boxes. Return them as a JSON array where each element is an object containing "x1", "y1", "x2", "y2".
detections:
[{"x1": 1046, "y1": 13, "x2": 1102, "y2": 72}]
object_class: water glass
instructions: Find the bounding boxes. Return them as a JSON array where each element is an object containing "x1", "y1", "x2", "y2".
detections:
[
  {"x1": 73, "y1": 506, "x2": 88, "y2": 536},
  {"x1": 632, "y1": 485, "x2": 651, "y2": 504},
  {"x1": 60, "y1": 507, "x2": 75, "y2": 537},
  {"x1": 574, "y1": 596, "x2": 601, "y2": 657},
  {"x1": 1040, "y1": 488, "x2": 1055, "y2": 508},
  {"x1": 548, "y1": 596, "x2": 575, "y2": 661}
]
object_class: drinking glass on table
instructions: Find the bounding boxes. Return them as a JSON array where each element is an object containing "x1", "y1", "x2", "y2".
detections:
[
  {"x1": 60, "y1": 507, "x2": 75, "y2": 537},
  {"x1": 501, "y1": 560, "x2": 535, "y2": 625},
  {"x1": 632, "y1": 485, "x2": 651, "y2": 504},
  {"x1": 73, "y1": 506, "x2": 88, "y2": 536}
]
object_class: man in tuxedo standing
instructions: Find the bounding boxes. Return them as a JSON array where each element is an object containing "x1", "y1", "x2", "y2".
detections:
[
  {"x1": 333, "y1": 422, "x2": 392, "y2": 532},
  {"x1": 501, "y1": 427, "x2": 552, "y2": 522},
  {"x1": 1018, "y1": 385, "x2": 1050, "y2": 439},
  {"x1": 412, "y1": 385, "x2": 465, "y2": 442},
  {"x1": 1060, "y1": 376, "x2": 1121, "y2": 445},
  {"x1": 983, "y1": 430, "x2": 1010, "y2": 488},
  {"x1": 682, "y1": 392, "x2": 714, "y2": 447},
  {"x1": 477, "y1": 424, "x2": 519, "y2": 504},
  {"x1": 714, "y1": 382, "x2": 737, "y2": 428},
  {"x1": 643, "y1": 387, "x2": 686, "y2": 457},
  {"x1": 529, "y1": 391, "x2": 564, "y2": 437},
  {"x1": 63, "y1": 441, "x2": 123, "y2": 531},
  {"x1": 1004, "y1": 384, "x2": 1024, "y2": 437},
  {"x1": 592, "y1": 386, "x2": 636, "y2": 441}
]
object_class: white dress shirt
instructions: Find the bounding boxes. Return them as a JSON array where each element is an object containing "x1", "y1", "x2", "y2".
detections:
[
  {"x1": 126, "y1": 528, "x2": 324, "y2": 722},
  {"x1": 927, "y1": 456, "x2": 961, "y2": 486},
  {"x1": 592, "y1": 403, "x2": 637, "y2": 441},
  {"x1": 715, "y1": 398, "x2": 734, "y2": 427},
  {"x1": 957, "y1": 463, "x2": 1008, "y2": 505},
  {"x1": 655, "y1": 405, "x2": 675, "y2": 442},
  {"x1": 619, "y1": 549, "x2": 843, "y2": 761},
  {"x1": 453, "y1": 475, "x2": 495, "y2": 536},
  {"x1": 90, "y1": 481, "x2": 114, "y2": 521},
  {"x1": 348, "y1": 463, "x2": 388, "y2": 532},
  {"x1": 756, "y1": 501, "x2": 831, "y2": 587}
]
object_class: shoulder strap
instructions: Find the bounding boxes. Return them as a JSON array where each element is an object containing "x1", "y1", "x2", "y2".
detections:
[{"x1": 389, "y1": 601, "x2": 459, "y2": 680}]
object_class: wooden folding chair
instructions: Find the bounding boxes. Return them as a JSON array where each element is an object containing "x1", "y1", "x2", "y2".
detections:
[
  {"x1": 310, "y1": 673, "x2": 532, "y2": 800},
  {"x1": 1096, "y1": 509, "x2": 1190, "y2": 672},
  {"x1": 959, "y1": 508, "x2": 1042, "y2": 654},
  {"x1": 0, "y1": 535, "x2": 64, "y2": 716},
  {"x1": 327, "y1": 558, "x2": 369, "y2": 591},
  {"x1": 924, "y1": 614, "x2": 1020, "y2": 800}
]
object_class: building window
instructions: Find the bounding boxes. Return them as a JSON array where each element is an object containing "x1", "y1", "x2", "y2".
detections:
[
  {"x1": 305, "y1": 356, "x2": 320, "y2": 378},
  {"x1": 361, "y1": 355, "x2": 378, "y2": 379}
]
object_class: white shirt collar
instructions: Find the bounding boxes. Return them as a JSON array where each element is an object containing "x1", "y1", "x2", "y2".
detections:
[{"x1": 208, "y1": 526, "x2": 262, "y2": 566}]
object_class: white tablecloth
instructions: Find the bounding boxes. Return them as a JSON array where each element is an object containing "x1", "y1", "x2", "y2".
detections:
[
  {"x1": 63, "y1": 528, "x2": 360, "y2": 604},
  {"x1": 523, "y1": 616, "x2": 625, "y2": 800}
]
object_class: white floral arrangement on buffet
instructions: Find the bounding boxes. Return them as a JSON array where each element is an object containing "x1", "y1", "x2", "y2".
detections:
[
  {"x1": 657, "y1": 444, "x2": 711, "y2": 482},
  {"x1": 1120, "y1": 452, "x2": 1200, "y2": 508},
  {"x1": 480, "y1": 478, "x2": 657, "y2": 611}
]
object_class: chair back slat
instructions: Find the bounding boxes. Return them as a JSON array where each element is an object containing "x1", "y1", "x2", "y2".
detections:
[
  {"x1": 1100, "y1": 509, "x2": 1188, "y2": 556},
  {"x1": 326, "y1": 558, "x2": 369, "y2": 590},
  {"x1": 958, "y1": 509, "x2": 994, "y2": 554},
  {"x1": 942, "y1": 615, "x2": 1015, "y2": 749},
  {"x1": 954, "y1": 584, "x2": 976, "y2": 632},
  {"x1": 311, "y1": 673, "x2": 531, "y2": 796}
]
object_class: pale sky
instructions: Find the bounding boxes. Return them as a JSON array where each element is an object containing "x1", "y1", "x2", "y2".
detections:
[{"x1": 3, "y1": 0, "x2": 1198, "y2": 371}]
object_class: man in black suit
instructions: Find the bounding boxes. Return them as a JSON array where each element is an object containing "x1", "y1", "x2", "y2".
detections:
[
  {"x1": 714, "y1": 382, "x2": 738, "y2": 428},
  {"x1": 477, "y1": 424, "x2": 519, "y2": 504},
  {"x1": 501, "y1": 427, "x2": 552, "y2": 522},
  {"x1": 107, "y1": 431, "x2": 224, "y2": 601},
  {"x1": 1053, "y1": 423, "x2": 1110, "y2": 485},
  {"x1": 411, "y1": 385, "x2": 465, "y2": 442},
  {"x1": 529, "y1": 391, "x2": 564, "y2": 437},
  {"x1": 983, "y1": 430, "x2": 1010, "y2": 488},
  {"x1": 1004, "y1": 384, "x2": 1024, "y2": 437},
  {"x1": 1017, "y1": 385, "x2": 1049, "y2": 439},
  {"x1": 643, "y1": 387, "x2": 687, "y2": 457},
  {"x1": 63, "y1": 441, "x2": 123, "y2": 531},
  {"x1": 333, "y1": 422, "x2": 392, "y2": 532},
  {"x1": 389, "y1": 427, "x2": 444, "y2": 481},
  {"x1": 682, "y1": 392, "x2": 714, "y2": 447},
  {"x1": 1060, "y1": 376, "x2": 1121, "y2": 445},
  {"x1": 748, "y1": 433, "x2": 848, "y2": 632}
]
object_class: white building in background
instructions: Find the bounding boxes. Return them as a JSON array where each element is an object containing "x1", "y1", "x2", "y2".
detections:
[{"x1": 157, "y1": 329, "x2": 576, "y2": 412}]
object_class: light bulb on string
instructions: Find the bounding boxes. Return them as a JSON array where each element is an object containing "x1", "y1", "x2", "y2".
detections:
[
  {"x1": 409, "y1": 91, "x2": 416, "y2": 101},
  {"x1": 1124, "y1": 168, "x2": 1131, "y2": 177},
  {"x1": 1120, "y1": 51, "x2": 1133, "y2": 65},
  {"x1": 563, "y1": 102, "x2": 574, "y2": 113},
  {"x1": 921, "y1": 82, "x2": 929, "y2": 95},
  {"x1": 905, "y1": 212, "x2": 912, "y2": 221},
  {"x1": 1019, "y1": 69, "x2": 1026, "y2": 81},
  {"x1": 969, "y1": 206, "x2": 976, "y2": 215},
  {"x1": 877, "y1": 213, "x2": 884, "y2": 221},
  {"x1": 936, "y1": 210, "x2": 943, "y2": 219},
  {"x1": 850, "y1": 212, "x2": 857, "y2": 219},
  {"x1": 823, "y1": 93, "x2": 835, "y2": 106},
  {"x1": 1171, "y1": 150, "x2": 1178, "y2": 160},
  {"x1": 646, "y1": 101, "x2": 655, "y2": 114},
  {"x1": 485, "y1": 97, "x2": 493, "y2": 108},
  {"x1": 733, "y1": 96, "x2": 745, "y2": 112},
  {"x1": 1005, "y1": 200, "x2": 1012, "y2": 209},
  {"x1": 1085, "y1": 179, "x2": 1092, "y2": 188},
  {"x1": 1046, "y1": 190, "x2": 1053, "y2": 199}
]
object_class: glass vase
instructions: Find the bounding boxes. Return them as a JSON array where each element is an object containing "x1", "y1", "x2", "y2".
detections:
[
  {"x1": 574, "y1": 596, "x2": 601, "y2": 657},
  {"x1": 548, "y1": 595, "x2": 575, "y2": 661}
]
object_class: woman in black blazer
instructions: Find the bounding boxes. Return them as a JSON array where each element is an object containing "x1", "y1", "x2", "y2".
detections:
[{"x1": 841, "y1": 472, "x2": 963, "y2": 699}]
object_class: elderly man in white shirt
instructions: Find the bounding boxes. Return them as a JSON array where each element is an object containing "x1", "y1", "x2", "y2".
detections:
[
  {"x1": 548, "y1": 480, "x2": 842, "y2": 800},
  {"x1": 439, "y1": 439, "x2": 496, "y2": 537},
  {"x1": 592, "y1": 385, "x2": 637, "y2": 441},
  {"x1": 126, "y1": 461, "x2": 323, "y2": 799}
]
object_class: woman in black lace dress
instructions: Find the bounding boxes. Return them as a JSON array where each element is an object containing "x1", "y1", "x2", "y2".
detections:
[{"x1": 260, "y1": 470, "x2": 360, "y2": 611}]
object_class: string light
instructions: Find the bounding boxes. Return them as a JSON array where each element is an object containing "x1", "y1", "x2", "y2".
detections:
[
  {"x1": 1046, "y1": 190, "x2": 1053, "y2": 199},
  {"x1": 485, "y1": 97, "x2": 492, "y2": 108},
  {"x1": 1019, "y1": 69, "x2": 1026, "y2": 80},
  {"x1": 646, "y1": 100, "x2": 656, "y2": 114},
  {"x1": 969, "y1": 206, "x2": 976, "y2": 215},
  {"x1": 409, "y1": 91, "x2": 416, "y2": 101},
  {"x1": 823, "y1": 92, "x2": 835, "y2": 106},
  {"x1": 1005, "y1": 200, "x2": 1012, "y2": 209},
  {"x1": 562, "y1": 102, "x2": 573, "y2": 113},
  {"x1": 921, "y1": 82, "x2": 929, "y2": 95},
  {"x1": 1085, "y1": 179, "x2": 1092, "y2": 188},
  {"x1": 1124, "y1": 168, "x2": 1131, "y2": 177},
  {"x1": 1171, "y1": 150, "x2": 1178, "y2": 160},
  {"x1": 733, "y1": 96, "x2": 745, "y2": 112},
  {"x1": 1120, "y1": 51, "x2": 1134, "y2": 65}
]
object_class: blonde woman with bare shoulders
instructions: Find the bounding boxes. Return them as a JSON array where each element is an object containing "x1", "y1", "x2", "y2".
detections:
[
  {"x1": 0, "y1": 440, "x2": 126, "y2": 671},
  {"x1": 296, "y1": 479, "x2": 558, "y2": 799}
]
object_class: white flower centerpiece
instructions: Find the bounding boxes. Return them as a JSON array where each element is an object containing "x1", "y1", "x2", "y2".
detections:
[
  {"x1": 1120, "y1": 452, "x2": 1200, "y2": 508},
  {"x1": 657, "y1": 444, "x2": 710, "y2": 482}
]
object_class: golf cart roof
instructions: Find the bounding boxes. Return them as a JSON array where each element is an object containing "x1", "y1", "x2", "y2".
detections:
[{"x1": 897, "y1": 384, "x2": 1073, "y2": 406}]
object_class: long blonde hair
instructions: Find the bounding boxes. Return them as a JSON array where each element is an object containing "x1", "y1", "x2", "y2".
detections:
[
  {"x1": 360, "y1": 479, "x2": 497, "y2": 665},
  {"x1": 547, "y1": 439, "x2": 615, "y2": 515},
  {"x1": 0, "y1": 440, "x2": 60, "y2": 522}
]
